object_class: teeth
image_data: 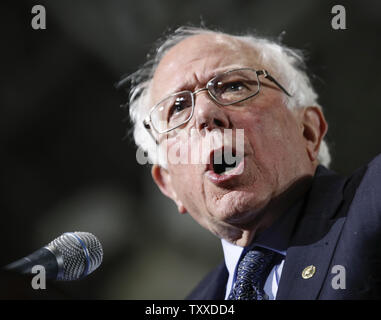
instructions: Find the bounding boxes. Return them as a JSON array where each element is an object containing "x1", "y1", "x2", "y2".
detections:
[{"x1": 220, "y1": 167, "x2": 235, "y2": 175}]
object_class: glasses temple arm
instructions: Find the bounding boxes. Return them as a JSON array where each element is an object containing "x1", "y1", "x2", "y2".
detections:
[
  {"x1": 143, "y1": 120, "x2": 159, "y2": 145},
  {"x1": 260, "y1": 70, "x2": 292, "y2": 97}
]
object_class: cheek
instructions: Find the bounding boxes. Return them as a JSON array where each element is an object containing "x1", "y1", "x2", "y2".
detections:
[
  {"x1": 253, "y1": 101, "x2": 300, "y2": 147},
  {"x1": 167, "y1": 163, "x2": 204, "y2": 205},
  {"x1": 165, "y1": 136, "x2": 207, "y2": 204},
  {"x1": 165, "y1": 133, "x2": 207, "y2": 166},
  {"x1": 235, "y1": 103, "x2": 305, "y2": 175},
  {"x1": 169, "y1": 164, "x2": 197, "y2": 185},
  {"x1": 237, "y1": 109, "x2": 286, "y2": 155}
]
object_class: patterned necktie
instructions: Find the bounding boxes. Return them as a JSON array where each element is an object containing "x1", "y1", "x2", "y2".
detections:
[{"x1": 228, "y1": 247, "x2": 277, "y2": 300}]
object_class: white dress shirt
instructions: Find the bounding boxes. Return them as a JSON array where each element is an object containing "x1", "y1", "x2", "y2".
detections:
[
  {"x1": 222, "y1": 239, "x2": 285, "y2": 300},
  {"x1": 219, "y1": 197, "x2": 306, "y2": 300}
]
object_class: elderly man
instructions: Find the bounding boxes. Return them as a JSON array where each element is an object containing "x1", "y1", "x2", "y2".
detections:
[{"x1": 122, "y1": 26, "x2": 381, "y2": 300}]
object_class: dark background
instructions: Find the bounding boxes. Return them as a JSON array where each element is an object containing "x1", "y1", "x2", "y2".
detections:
[{"x1": 0, "y1": 0, "x2": 380, "y2": 299}]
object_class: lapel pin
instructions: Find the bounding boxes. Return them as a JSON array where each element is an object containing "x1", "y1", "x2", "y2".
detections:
[{"x1": 302, "y1": 265, "x2": 316, "y2": 279}]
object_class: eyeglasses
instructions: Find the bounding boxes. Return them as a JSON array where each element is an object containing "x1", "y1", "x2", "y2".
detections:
[{"x1": 143, "y1": 68, "x2": 291, "y2": 142}]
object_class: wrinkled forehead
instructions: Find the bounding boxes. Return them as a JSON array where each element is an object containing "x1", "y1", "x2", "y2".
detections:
[{"x1": 150, "y1": 33, "x2": 270, "y2": 104}]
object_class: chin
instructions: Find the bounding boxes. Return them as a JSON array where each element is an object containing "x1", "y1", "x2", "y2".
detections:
[{"x1": 209, "y1": 193, "x2": 269, "y2": 226}]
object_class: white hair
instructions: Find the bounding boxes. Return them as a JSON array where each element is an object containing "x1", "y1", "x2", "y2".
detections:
[{"x1": 122, "y1": 26, "x2": 331, "y2": 168}]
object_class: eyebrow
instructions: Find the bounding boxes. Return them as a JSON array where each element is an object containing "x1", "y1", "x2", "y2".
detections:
[{"x1": 165, "y1": 65, "x2": 248, "y2": 95}]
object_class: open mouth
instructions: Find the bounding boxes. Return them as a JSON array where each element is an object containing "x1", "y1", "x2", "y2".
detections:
[{"x1": 210, "y1": 148, "x2": 244, "y2": 176}]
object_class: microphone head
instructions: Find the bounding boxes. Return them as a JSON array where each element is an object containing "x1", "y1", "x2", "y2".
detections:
[{"x1": 46, "y1": 232, "x2": 103, "y2": 281}]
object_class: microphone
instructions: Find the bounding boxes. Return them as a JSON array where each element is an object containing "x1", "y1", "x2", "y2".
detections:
[{"x1": 4, "y1": 232, "x2": 103, "y2": 281}]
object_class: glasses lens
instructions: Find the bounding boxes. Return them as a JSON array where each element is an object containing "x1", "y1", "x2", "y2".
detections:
[
  {"x1": 151, "y1": 91, "x2": 193, "y2": 133},
  {"x1": 207, "y1": 69, "x2": 260, "y2": 105}
]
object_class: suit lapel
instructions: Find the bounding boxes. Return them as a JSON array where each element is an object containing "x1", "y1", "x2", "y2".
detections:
[
  {"x1": 186, "y1": 262, "x2": 228, "y2": 300},
  {"x1": 204, "y1": 263, "x2": 229, "y2": 299},
  {"x1": 276, "y1": 166, "x2": 348, "y2": 300}
]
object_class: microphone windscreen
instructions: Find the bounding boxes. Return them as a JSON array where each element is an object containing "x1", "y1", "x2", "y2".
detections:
[{"x1": 47, "y1": 232, "x2": 103, "y2": 281}]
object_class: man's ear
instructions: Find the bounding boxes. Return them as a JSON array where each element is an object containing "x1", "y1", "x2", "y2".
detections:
[
  {"x1": 301, "y1": 106, "x2": 328, "y2": 162},
  {"x1": 151, "y1": 164, "x2": 187, "y2": 214}
]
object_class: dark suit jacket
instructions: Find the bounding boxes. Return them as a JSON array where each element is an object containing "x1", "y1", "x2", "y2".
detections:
[{"x1": 187, "y1": 154, "x2": 381, "y2": 300}]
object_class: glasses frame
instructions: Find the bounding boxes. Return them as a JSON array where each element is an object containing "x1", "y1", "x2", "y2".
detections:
[{"x1": 143, "y1": 68, "x2": 292, "y2": 144}]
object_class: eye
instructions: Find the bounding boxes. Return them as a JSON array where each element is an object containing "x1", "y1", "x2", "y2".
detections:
[
  {"x1": 167, "y1": 95, "x2": 192, "y2": 122},
  {"x1": 170, "y1": 96, "x2": 187, "y2": 113},
  {"x1": 215, "y1": 79, "x2": 254, "y2": 96},
  {"x1": 222, "y1": 81, "x2": 248, "y2": 92}
]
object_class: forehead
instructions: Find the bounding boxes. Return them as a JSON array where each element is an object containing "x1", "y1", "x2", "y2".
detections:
[{"x1": 151, "y1": 33, "x2": 264, "y2": 102}]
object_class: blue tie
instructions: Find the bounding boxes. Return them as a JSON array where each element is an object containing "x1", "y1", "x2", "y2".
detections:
[{"x1": 228, "y1": 248, "x2": 277, "y2": 300}]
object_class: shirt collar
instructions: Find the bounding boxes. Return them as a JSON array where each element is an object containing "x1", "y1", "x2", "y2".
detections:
[
  {"x1": 221, "y1": 238, "x2": 244, "y2": 278},
  {"x1": 221, "y1": 194, "x2": 306, "y2": 273}
]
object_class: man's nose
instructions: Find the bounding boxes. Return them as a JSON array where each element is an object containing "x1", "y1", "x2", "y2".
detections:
[{"x1": 194, "y1": 91, "x2": 230, "y2": 131}]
